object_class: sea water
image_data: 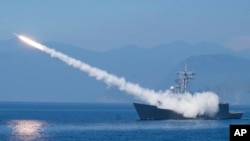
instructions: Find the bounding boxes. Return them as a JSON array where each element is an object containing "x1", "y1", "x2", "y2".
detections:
[{"x1": 0, "y1": 102, "x2": 249, "y2": 141}]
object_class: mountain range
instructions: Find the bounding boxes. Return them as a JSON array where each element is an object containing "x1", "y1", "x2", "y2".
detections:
[{"x1": 1, "y1": 38, "x2": 250, "y2": 104}]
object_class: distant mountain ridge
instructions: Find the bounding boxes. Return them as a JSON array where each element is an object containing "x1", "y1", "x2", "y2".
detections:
[{"x1": 1, "y1": 38, "x2": 250, "y2": 104}]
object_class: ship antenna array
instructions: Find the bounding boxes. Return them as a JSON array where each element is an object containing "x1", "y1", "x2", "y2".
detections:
[{"x1": 175, "y1": 60, "x2": 196, "y2": 93}]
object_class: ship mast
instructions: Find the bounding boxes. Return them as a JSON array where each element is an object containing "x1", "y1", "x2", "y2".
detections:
[{"x1": 175, "y1": 60, "x2": 195, "y2": 93}]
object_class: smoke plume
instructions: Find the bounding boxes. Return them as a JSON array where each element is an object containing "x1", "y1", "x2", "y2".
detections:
[{"x1": 18, "y1": 35, "x2": 219, "y2": 118}]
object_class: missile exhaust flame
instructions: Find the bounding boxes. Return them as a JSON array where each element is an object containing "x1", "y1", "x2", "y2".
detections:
[
  {"x1": 17, "y1": 35, "x2": 45, "y2": 51},
  {"x1": 17, "y1": 34, "x2": 219, "y2": 118}
]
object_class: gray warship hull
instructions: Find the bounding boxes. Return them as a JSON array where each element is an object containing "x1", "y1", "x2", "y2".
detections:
[
  {"x1": 133, "y1": 60, "x2": 244, "y2": 120},
  {"x1": 133, "y1": 103, "x2": 243, "y2": 120}
]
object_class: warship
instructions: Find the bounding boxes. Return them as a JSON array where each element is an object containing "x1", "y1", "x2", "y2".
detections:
[{"x1": 133, "y1": 60, "x2": 243, "y2": 120}]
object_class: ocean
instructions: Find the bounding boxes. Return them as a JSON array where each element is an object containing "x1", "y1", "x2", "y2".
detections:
[{"x1": 0, "y1": 102, "x2": 249, "y2": 141}]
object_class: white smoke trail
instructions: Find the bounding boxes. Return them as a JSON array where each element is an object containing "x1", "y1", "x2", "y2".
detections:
[{"x1": 17, "y1": 35, "x2": 219, "y2": 118}]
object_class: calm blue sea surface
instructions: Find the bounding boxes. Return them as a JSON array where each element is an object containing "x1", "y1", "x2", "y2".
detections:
[{"x1": 0, "y1": 102, "x2": 249, "y2": 141}]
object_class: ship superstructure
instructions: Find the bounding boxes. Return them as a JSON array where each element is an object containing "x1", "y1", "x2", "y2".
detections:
[{"x1": 133, "y1": 60, "x2": 243, "y2": 120}]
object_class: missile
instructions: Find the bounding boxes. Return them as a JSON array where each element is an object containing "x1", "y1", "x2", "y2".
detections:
[
  {"x1": 15, "y1": 34, "x2": 45, "y2": 51},
  {"x1": 13, "y1": 33, "x2": 19, "y2": 37}
]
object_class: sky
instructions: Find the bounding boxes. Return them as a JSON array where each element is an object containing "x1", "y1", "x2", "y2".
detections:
[{"x1": 1, "y1": 0, "x2": 250, "y2": 51}]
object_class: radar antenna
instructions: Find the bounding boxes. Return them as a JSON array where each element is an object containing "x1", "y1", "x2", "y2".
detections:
[{"x1": 175, "y1": 59, "x2": 195, "y2": 93}]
